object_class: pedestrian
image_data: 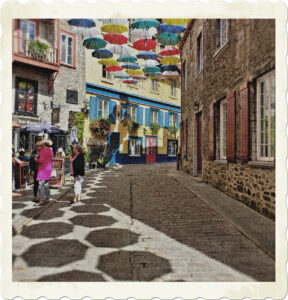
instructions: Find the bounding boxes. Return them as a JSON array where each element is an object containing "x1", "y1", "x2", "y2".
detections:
[
  {"x1": 34, "y1": 140, "x2": 54, "y2": 206},
  {"x1": 29, "y1": 142, "x2": 41, "y2": 202},
  {"x1": 70, "y1": 144, "x2": 85, "y2": 205},
  {"x1": 17, "y1": 148, "x2": 30, "y2": 187},
  {"x1": 12, "y1": 147, "x2": 24, "y2": 192}
]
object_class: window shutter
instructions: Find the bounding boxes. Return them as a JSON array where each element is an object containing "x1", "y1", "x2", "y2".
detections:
[
  {"x1": 209, "y1": 102, "x2": 215, "y2": 160},
  {"x1": 226, "y1": 92, "x2": 236, "y2": 162},
  {"x1": 240, "y1": 82, "x2": 249, "y2": 161},
  {"x1": 177, "y1": 113, "x2": 181, "y2": 129},
  {"x1": 121, "y1": 103, "x2": 127, "y2": 121},
  {"x1": 128, "y1": 139, "x2": 131, "y2": 155},
  {"x1": 159, "y1": 111, "x2": 163, "y2": 127},
  {"x1": 89, "y1": 96, "x2": 97, "y2": 121},
  {"x1": 164, "y1": 112, "x2": 169, "y2": 128},
  {"x1": 183, "y1": 119, "x2": 187, "y2": 158},
  {"x1": 145, "y1": 108, "x2": 150, "y2": 126},
  {"x1": 137, "y1": 106, "x2": 143, "y2": 125},
  {"x1": 109, "y1": 100, "x2": 117, "y2": 124}
]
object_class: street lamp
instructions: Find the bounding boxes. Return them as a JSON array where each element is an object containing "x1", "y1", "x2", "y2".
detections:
[
  {"x1": 193, "y1": 101, "x2": 200, "y2": 111},
  {"x1": 83, "y1": 99, "x2": 90, "y2": 114}
]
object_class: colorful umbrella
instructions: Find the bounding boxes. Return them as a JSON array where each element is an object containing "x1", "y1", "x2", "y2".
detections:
[
  {"x1": 162, "y1": 19, "x2": 190, "y2": 25},
  {"x1": 92, "y1": 48, "x2": 113, "y2": 58},
  {"x1": 105, "y1": 65, "x2": 124, "y2": 72},
  {"x1": 158, "y1": 23, "x2": 185, "y2": 34},
  {"x1": 160, "y1": 64, "x2": 181, "y2": 73},
  {"x1": 71, "y1": 26, "x2": 99, "y2": 38},
  {"x1": 131, "y1": 75, "x2": 147, "y2": 80},
  {"x1": 121, "y1": 62, "x2": 140, "y2": 70},
  {"x1": 115, "y1": 74, "x2": 131, "y2": 79},
  {"x1": 143, "y1": 66, "x2": 161, "y2": 73},
  {"x1": 123, "y1": 79, "x2": 138, "y2": 84},
  {"x1": 131, "y1": 19, "x2": 160, "y2": 29},
  {"x1": 162, "y1": 71, "x2": 180, "y2": 77},
  {"x1": 117, "y1": 55, "x2": 137, "y2": 63},
  {"x1": 83, "y1": 37, "x2": 107, "y2": 50},
  {"x1": 101, "y1": 24, "x2": 128, "y2": 34},
  {"x1": 68, "y1": 19, "x2": 96, "y2": 28},
  {"x1": 125, "y1": 69, "x2": 144, "y2": 76},
  {"x1": 160, "y1": 56, "x2": 180, "y2": 65},
  {"x1": 136, "y1": 51, "x2": 158, "y2": 60},
  {"x1": 133, "y1": 39, "x2": 157, "y2": 51},
  {"x1": 131, "y1": 27, "x2": 157, "y2": 40},
  {"x1": 157, "y1": 32, "x2": 182, "y2": 46},
  {"x1": 159, "y1": 46, "x2": 181, "y2": 56},
  {"x1": 146, "y1": 72, "x2": 163, "y2": 79},
  {"x1": 98, "y1": 58, "x2": 118, "y2": 66},
  {"x1": 140, "y1": 59, "x2": 159, "y2": 67},
  {"x1": 99, "y1": 19, "x2": 127, "y2": 25},
  {"x1": 109, "y1": 45, "x2": 132, "y2": 56},
  {"x1": 103, "y1": 33, "x2": 128, "y2": 45}
]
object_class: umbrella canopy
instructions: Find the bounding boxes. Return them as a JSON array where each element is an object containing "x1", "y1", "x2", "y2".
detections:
[
  {"x1": 159, "y1": 46, "x2": 181, "y2": 56},
  {"x1": 162, "y1": 19, "x2": 190, "y2": 25},
  {"x1": 21, "y1": 123, "x2": 67, "y2": 134},
  {"x1": 103, "y1": 33, "x2": 128, "y2": 45},
  {"x1": 125, "y1": 69, "x2": 144, "y2": 76},
  {"x1": 136, "y1": 51, "x2": 158, "y2": 60},
  {"x1": 131, "y1": 19, "x2": 160, "y2": 29},
  {"x1": 68, "y1": 19, "x2": 96, "y2": 28},
  {"x1": 162, "y1": 71, "x2": 180, "y2": 77},
  {"x1": 109, "y1": 45, "x2": 132, "y2": 56},
  {"x1": 157, "y1": 32, "x2": 182, "y2": 46},
  {"x1": 133, "y1": 39, "x2": 157, "y2": 51},
  {"x1": 92, "y1": 48, "x2": 113, "y2": 59},
  {"x1": 131, "y1": 27, "x2": 157, "y2": 40},
  {"x1": 146, "y1": 72, "x2": 162, "y2": 77},
  {"x1": 131, "y1": 75, "x2": 147, "y2": 80},
  {"x1": 115, "y1": 74, "x2": 130, "y2": 79},
  {"x1": 160, "y1": 64, "x2": 181, "y2": 73},
  {"x1": 121, "y1": 62, "x2": 140, "y2": 70},
  {"x1": 105, "y1": 65, "x2": 124, "y2": 72},
  {"x1": 140, "y1": 59, "x2": 160, "y2": 67},
  {"x1": 143, "y1": 66, "x2": 161, "y2": 73},
  {"x1": 117, "y1": 55, "x2": 137, "y2": 63},
  {"x1": 160, "y1": 56, "x2": 180, "y2": 65},
  {"x1": 158, "y1": 23, "x2": 185, "y2": 34},
  {"x1": 101, "y1": 23, "x2": 128, "y2": 34},
  {"x1": 83, "y1": 37, "x2": 107, "y2": 50},
  {"x1": 71, "y1": 26, "x2": 99, "y2": 38},
  {"x1": 99, "y1": 19, "x2": 127, "y2": 25},
  {"x1": 98, "y1": 58, "x2": 118, "y2": 66},
  {"x1": 123, "y1": 79, "x2": 138, "y2": 84}
]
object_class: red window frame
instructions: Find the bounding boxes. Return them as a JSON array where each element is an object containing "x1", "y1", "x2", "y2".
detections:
[{"x1": 60, "y1": 30, "x2": 76, "y2": 68}]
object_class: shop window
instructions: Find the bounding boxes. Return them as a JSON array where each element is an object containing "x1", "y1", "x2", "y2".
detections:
[
  {"x1": 52, "y1": 107, "x2": 60, "y2": 125},
  {"x1": 151, "y1": 79, "x2": 159, "y2": 92},
  {"x1": 256, "y1": 70, "x2": 275, "y2": 161},
  {"x1": 196, "y1": 32, "x2": 203, "y2": 74},
  {"x1": 220, "y1": 99, "x2": 227, "y2": 160},
  {"x1": 15, "y1": 77, "x2": 38, "y2": 116},
  {"x1": 127, "y1": 105, "x2": 137, "y2": 122},
  {"x1": 98, "y1": 99, "x2": 109, "y2": 119},
  {"x1": 66, "y1": 89, "x2": 78, "y2": 104},
  {"x1": 168, "y1": 140, "x2": 177, "y2": 156},
  {"x1": 170, "y1": 79, "x2": 177, "y2": 97},
  {"x1": 150, "y1": 110, "x2": 159, "y2": 123},
  {"x1": 61, "y1": 32, "x2": 75, "y2": 66},
  {"x1": 216, "y1": 19, "x2": 228, "y2": 50},
  {"x1": 169, "y1": 113, "x2": 178, "y2": 127},
  {"x1": 129, "y1": 137, "x2": 141, "y2": 156}
]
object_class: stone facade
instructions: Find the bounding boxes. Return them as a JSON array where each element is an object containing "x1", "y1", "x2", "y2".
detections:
[{"x1": 180, "y1": 19, "x2": 275, "y2": 219}]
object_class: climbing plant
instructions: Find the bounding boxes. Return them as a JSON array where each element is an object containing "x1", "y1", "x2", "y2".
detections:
[{"x1": 68, "y1": 111, "x2": 85, "y2": 144}]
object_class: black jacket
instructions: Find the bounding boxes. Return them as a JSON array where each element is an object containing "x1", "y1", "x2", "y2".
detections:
[
  {"x1": 72, "y1": 153, "x2": 85, "y2": 177},
  {"x1": 29, "y1": 151, "x2": 39, "y2": 173}
]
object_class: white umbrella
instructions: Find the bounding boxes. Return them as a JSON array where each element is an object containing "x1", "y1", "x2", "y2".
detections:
[
  {"x1": 99, "y1": 19, "x2": 127, "y2": 25},
  {"x1": 140, "y1": 59, "x2": 160, "y2": 67},
  {"x1": 131, "y1": 27, "x2": 157, "y2": 40},
  {"x1": 72, "y1": 26, "x2": 100, "y2": 38},
  {"x1": 109, "y1": 45, "x2": 132, "y2": 56},
  {"x1": 162, "y1": 71, "x2": 180, "y2": 76}
]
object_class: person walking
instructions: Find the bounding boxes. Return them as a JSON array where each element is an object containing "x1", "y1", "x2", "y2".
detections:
[
  {"x1": 70, "y1": 144, "x2": 85, "y2": 205},
  {"x1": 34, "y1": 140, "x2": 54, "y2": 206},
  {"x1": 15, "y1": 148, "x2": 29, "y2": 189},
  {"x1": 29, "y1": 142, "x2": 41, "y2": 202}
]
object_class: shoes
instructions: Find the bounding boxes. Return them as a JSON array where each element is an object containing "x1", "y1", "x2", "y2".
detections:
[
  {"x1": 69, "y1": 200, "x2": 76, "y2": 205},
  {"x1": 35, "y1": 201, "x2": 44, "y2": 206},
  {"x1": 77, "y1": 195, "x2": 81, "y2": 202},
  {"x1": 44, "y1": 199, "x2": 50, "y2": 204},
  {"x1": 32, "y1": 196, "x2": 39, "y2": 202}
]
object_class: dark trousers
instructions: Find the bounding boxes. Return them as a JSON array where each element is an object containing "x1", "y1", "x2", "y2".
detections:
[{"x1": 33, "y1": 174, "x2": 39, "y2": 197}]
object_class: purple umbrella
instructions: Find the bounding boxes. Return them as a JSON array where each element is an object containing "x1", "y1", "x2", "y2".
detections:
[{"x1": 20, "y1": 123, "x2": 67, "y2": 134}]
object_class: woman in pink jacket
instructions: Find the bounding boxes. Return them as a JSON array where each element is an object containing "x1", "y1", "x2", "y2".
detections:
[{"x1": 34, "y1": 140, "x2": 54, "y2": 206}]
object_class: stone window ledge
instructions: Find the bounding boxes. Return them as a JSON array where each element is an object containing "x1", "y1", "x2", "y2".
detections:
[
  {"x1": 214, "y1": 160, "x2": 228, "y2": 165},
  {"x1": 248, "y1": 161, "x2": 275, "y2": 169},
  {"x1": 214, "y1": 41, "x2": 230, "y2": 59}
]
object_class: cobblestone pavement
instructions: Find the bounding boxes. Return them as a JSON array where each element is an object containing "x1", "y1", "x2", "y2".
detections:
[{"x1": 12, "y1": 163, "x2": 275, "y2": 282}]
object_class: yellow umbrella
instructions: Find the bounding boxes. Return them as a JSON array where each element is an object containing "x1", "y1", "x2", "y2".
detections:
[
  {"x1": 98, "y1": 58, "x2": 118, "y2": 66},
  {"x1": 101, "y1": 24, "x2": 128, "y2": 34},
  {"x1": 162, "y1": 19, "x2": 191, "y2": 25},
  {"x1": 147, "y1": 74, "x2": 162, "y2": 79},
  {"x1": 125, "y1": 69, "x2": 144, "y2": 75},
  {"x1": 160, "y1": 56, "x2": 181, "y2": 65}
]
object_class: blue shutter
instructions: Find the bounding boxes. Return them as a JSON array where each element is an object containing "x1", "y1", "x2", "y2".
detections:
[
  {"x1": 137, "y1": 106, "x2": 143, "y2": 125},
  {"x1": 145, "y1": 108, "x2": 150, "y2": 126},
  {"x1": 159, "y1": 111, "x2": 163, "y2": 127},
  {"x1": 89, "y1": 96, "x2": 98, "y2": 121},
  {"x1": 164, "y1": 112, "x2": 169, "y2": 128},
  {"x1": 177, "y1": 113, "x2": 181, "y2": 129},
  {"x1": 109, "y1": 100, "x2": 117, "y2": 124},
  {"x1": 121, "y1": 103, "x2": 127, "y2": 121}
]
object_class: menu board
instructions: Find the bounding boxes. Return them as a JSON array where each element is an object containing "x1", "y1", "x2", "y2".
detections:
[{"x1": 49, "y1": 158, "x2": 64, "y2": 187}]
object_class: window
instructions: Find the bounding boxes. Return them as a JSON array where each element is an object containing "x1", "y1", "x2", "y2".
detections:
[
  {"x1": 102, "y1": 65, "x2": 112, "y2": 80},
  {"x1": 127, "y1": 105, "x2": 137, "y2": 121},
  {"x1": 150, "y1": 110, "x2": 159, "y2": 123},
  {"x1": 168, "y1": 140, "x2": 177, "y2": 156},
  {"x1": 182, "y1": 61, "x2": 187, "y2": 91},
  {"x1": 20, "y1": 20, "x2": 37, "y2": 53},
  {"x1": 196, "y1": 32, "x2": 203, "y2": 74},
  {"x1": 61, "y1": 32, "x2": 74, "y2": 66},
  {"x1": 98, "y1": 99, "x2": 109, "y2": 119},
  {"x1": 129, "y1": 138, "x2": 141, "y2": 156},
  {"x1": 170, "y1": 79, "x2": 177, "y2": 97},
  {"x1": 151, "y1": 79, "x2": 159, "y2": 92},
  {"x1": 220, "y1": 99, "x2": 227, "y2": 160},
  {"x1": 257, "y1": 71, "x2": 275, "y2": 161},
  {"x1": 66, "y1": 89, "x2": 78, "y2": 104},
  {"x1": 216, "y1": 19, "x2": 228, "y2": 50},
  {"x1": 15, "y1": 77, "x2": 38, "y2": 115},
  {"x1": 52, "y1": 107, "x2": 60, "y2": 124},
  {"x1": 169, "y1": 114, "x2": 178, "y2": 127}
]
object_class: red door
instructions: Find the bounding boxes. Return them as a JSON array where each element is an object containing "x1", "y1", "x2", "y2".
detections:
[
  {"x1": 197, "y1": 113, "x2": 202, "y2": 172},
  {"x1": 146, "y1": 137, "x2": 157, "y2": 163}
]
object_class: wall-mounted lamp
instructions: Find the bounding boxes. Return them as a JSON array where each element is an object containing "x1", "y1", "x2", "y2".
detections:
[
  {"x1": 143, "y1": 128, "x2": 147, "y2": 135},
  {"x1": 193, "y1": 101, "x2": 200, "y2": 111},
  {"x1": 82, "y1": 99, "x2": 90, "y2": 114}
]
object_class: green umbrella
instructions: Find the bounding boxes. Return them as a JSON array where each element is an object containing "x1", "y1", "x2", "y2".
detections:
[
  {"x1": 157, "y1": 32, "x2": 182, "y2": 46},
  {"x1": 143, "y1": 66, "x2": 161, "y2": 73},
  {"x1": 83, "y1": 37, "x2": 107, "y2": 50}
]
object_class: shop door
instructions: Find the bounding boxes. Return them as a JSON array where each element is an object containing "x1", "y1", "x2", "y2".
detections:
[
  {"x1": 146, "y1": 137, "x2": 157, "y2": 163},
  {"x1": 108, "y1": 132, "x2": 120, "y2": 164},
  {"x1": 197, "y1": 113, "x2": 202, "y2": 173}
]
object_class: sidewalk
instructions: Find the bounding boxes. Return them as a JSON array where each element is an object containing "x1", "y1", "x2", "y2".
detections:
[{"x1": 169, "y1": 168, "x2": 275, "y2": 259}]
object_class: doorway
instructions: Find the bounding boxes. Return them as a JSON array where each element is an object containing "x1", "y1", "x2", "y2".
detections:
[{"x1": 146, "y1": 137, "x2": 157, "y2": 163}]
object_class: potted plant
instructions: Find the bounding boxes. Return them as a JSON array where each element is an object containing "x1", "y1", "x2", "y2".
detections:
[
  {"x1": 97, "y1": 154, "x2": 111, "y2": 169},
  {"x1": 84, "y1": 149, "x2": 91, "y2": 169},
  {"x1": 128, "y1": 120, "x2": 140, "y2": 132},
  {"x1": 89, "y1": 118, "x2": 112, "y2": 136},
  {"x1": 28, "y1": 40, "x2": 49, "y2": 60},
  {"x1": 168, "y1": 125, "x2": 178, "y2": 136},
  {"x1": 150, "y1": 122, "x2": 161, "y2": 134}
]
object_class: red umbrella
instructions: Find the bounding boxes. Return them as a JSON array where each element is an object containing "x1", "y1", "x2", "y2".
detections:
[
  {"x1": 159, "y1": 46, "x2": 181, "y2": 56},
  {"x1": 103, "y1": 33, "x2": 128, "y2": 45},
  {"x1": 105, "y1": 65, "x2": 124, "y2": 72},
  {"x1": 123, "y1": 79, "x2": 138, "y2": 84},
  {"x1": 133, "y1": 39, "x2": 157, "y2": 51}
]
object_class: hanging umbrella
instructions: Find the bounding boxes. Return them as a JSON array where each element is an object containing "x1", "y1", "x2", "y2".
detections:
[
  {"x1": 133, "y1": 39, "x2": 157, "y2": 51},
  {"x1": 103, "y1": 33, "x2": 128, "y2": 45},
  {"x1": 125, "y1": 69, "x2": 144, "y2": 76},
  {"x1": 109, "y1": 45, "x2": 132, "y2": 56},
  {"x1": 136, "y1": 51, "x2": 158, "y2": 60},
  {"x1": 115, "y1": 74, "x2": 131, "y2": 79},
  {"x1": 21, "y1": 123, "x2": 67, "y2": 134},
  {"x1": 143, "y1": 66, "x2": 161, "y2": 73},
  {"x1": 101, "y1": 23, "x2": 128, "y2": 34},
  {"x1": 162, "y1": 19, "x2": 190, "y2": 25},
  {"x1": 131, "y1": 19, "x2": 160, "y2": 29},
  {"x1": 92, "y1": 48, "x2": 113, "y2": 58},
  {"x1": 83, "y1": 37, "x2": 107, "y2": 50},
  {"x1": 121, "y1": 62, "x2": 140, "y2": 70},
  {"x1": 158, "y1": 23, "x2": 185, "y2": 34},
  {"x1": 105, "y1": 65, "x2": 123, "y2": 72},
  {"x1": 131, "y1": 27, "x2": 157, "y2": 40},
  {"x1": 160, "y1": 56, "x2": 180, "y2": 65},
  {"x1": 68, "y1": 19, "x2": 98, "y2": 37},
  {"x1": 123, "y1": 79, "x2": 138, "y2": 84},
  {"x1": 140, "y1": 59, "x2": 159, "y2": 67},
  {"x1": 98, "y1": 58, "x2": 118, "y2": 66},
  {"x1": 146, "y1": 72, "x2": 163, "y2": 79},
  {"x1": 131, "y1": 75, "x2": 147, "y2": 80},
  {"x1": 162, "y1": 71, "x2": 180, "y2": 77},
  {"x1": 160, "y1": 64, "x2": 181, "y2": 73},
  {"x1": 71, "y1": 26, "x2": 99, "y2": 38},
  {"x1": 157, "y1": 32, "x2": 182, "y2": 46},
  {"x1": 68, "y1": 19, "x2": 96, "y2": 28},
  {"x1": 117, "y1": 55, "x2": 137, "y2": 63},
  {"x1": 159, "y1": 46, "x2": 181, "y2": 56},
  {"x1": 99, "y1": 19, "x2": 127, "y2": 25}
]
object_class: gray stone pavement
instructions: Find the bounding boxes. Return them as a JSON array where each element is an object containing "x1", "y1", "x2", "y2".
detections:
[{"x1": 12, "y1": 163, "x2": 275, "y2": 282}]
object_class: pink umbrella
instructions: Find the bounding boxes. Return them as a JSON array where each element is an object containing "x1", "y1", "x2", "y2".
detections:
[
  {"x1": 133, "y1": 39, "x2": 157, "y2": 51},
  {"x1": 123, "y1": 79, "x2": 138, "y2": 84},
  {"x1": 159, "y1": 46, "x2": 181, "y2": 56},
  {"x1": 105, "y1": 65, "x2": 124, "y2": 72},
  {"x1": 103, "y1": 33, "x2": 128, "y2": 45}
]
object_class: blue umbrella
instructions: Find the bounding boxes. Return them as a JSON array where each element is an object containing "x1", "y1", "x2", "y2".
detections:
[
  {"x1": 68, "y1": 19, "x2": 96, "y2": 28},
  {"x1": 131, "y1": 19, "x2": 160, "y2": 29},
  {"x1": 117, "y1": 55, "x2": 137, "y2": 63},
  {"x1": 158, "y1": 23, "x2": 185, "y2": 34},
  {"x1": 145, "y1": 72, "x2": 162, "y2": 77},
  {"x1": 143, "y1": 66, "x2": 161, "y2": 73},
  {"x1": 157, "y1": 32, "x2": 182, "y2": 46},
  {"x1": 115, "y1": 74, "x2": 130, "y2": 79},
  {"x1": 121, "y1": 62, "x2": 140, "y2": 70},
  {"x1": 92, "y1": 48, "x2": 113, "y2": 58},
  {"x1": 21, "y1": 123, "x2": 67, "y2": 134},
  {"x1": 83, "y1": 37, "x2": 107, "y2": 50},
  {"x1": 136, "y1": 51, "x2": 158, "y2": 60},
  {"x1": 160, "y1": 64, "x2": 181, "y2": 73}
]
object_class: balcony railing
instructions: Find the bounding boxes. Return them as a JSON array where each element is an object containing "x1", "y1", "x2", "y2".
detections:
[{"x1": 13, "y1": 36, "x2": 58, "y2": 66}]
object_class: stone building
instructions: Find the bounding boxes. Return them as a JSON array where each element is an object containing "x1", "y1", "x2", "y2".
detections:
[
  {"x1": 180, "y1": 19, "x2": 275, "y2": 219},
  {"x1": 12, "y1": 19, "x2": 86, "y2": 153}
]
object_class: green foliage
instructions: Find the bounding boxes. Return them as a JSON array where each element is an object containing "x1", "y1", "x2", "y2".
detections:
[
  {"x1": 128, "y1": 120, "x2": 140, "y2": 132},
  {"x1": 68, "y1": 112, "x2": 85, "y2": 144},
  {"x1": 168, "y1": 125, "x2": 178, "y2": 135},
  {"x1": 66, "y1": 146, "x2": 73, "y2": 157},
  {"x1": 150, "y1": 121, "x2": 160, "y2": 134},
  {"x1": 29, "y1": 40, "x2": 49, "y2": 58},
  {"x1": 84, "y1": 149, "x2": 91, "y2": 162},
  {"x1": 97, "y1": 154, "x2": 111, "y2": 165},
  {"x1": 89, "y1": 118, "x2": 111, "y2": 136}
]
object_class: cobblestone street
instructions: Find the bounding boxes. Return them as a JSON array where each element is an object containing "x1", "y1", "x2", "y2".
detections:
[{"x1": 12, "y1": 163, "x2": 275, "y2": 282}]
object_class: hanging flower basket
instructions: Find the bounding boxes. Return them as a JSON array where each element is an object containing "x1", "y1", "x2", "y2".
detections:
[
  {"x1": 89, "y1": 118, "x2": 112, "y2": 136},
  {"x1": 168, "y1": 125, "x2": 178, "y2": 136},
  {"x1": 150, "y1": 122, "x2": 160, "y2": 134},
  {"x1": 128, "y1": 120, "x2": 140, "y2": 132}
]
